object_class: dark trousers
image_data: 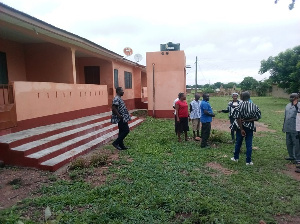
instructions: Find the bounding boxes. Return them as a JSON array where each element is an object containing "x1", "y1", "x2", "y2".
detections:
[
  {"x1": 229, "y1": 117, "x2": 236, "y2": 141},
  {"x1": 174, "y1": 115, "x2": 179, "y2": 134},
  {"x1": 113, "y1": 120, "x2": 130, "y2": 148},
  {"x1": 234, "y1": 127, "x2": 253, "y2": 163},
  {"x1": 201, "y1": 122, "x2": 211, "y2": 147}
]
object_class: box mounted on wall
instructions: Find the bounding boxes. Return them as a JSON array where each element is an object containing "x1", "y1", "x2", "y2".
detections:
[{"x1": 160, "y1": 42, "x2": 180, "y2": 51}]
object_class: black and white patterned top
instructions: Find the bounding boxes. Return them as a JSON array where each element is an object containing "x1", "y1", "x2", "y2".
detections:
[
  {"x1": 230, "y1": 101, "x2": 261, "y2": 131},
  {"x1": 221, "y1": 100, "x2": 240, "y2": 118},
  {"x1": 111, "y1": 96, "x2": 131, "y2": 124}
]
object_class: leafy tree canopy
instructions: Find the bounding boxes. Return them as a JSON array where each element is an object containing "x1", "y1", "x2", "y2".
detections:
[
  {"x1": 213, "y1": 82, "x2": 223, "y2": 89},
  {"x1": 240, "y1": 76, "x2": 258, "y2": 91},
  {"x1": 275, "y1": 0, "x2": 296, "y2": 10},
  {"x1": 259, "y1": 45, "x2": 300, "y2": 93}
]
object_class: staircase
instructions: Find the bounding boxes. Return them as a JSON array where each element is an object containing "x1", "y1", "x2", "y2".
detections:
[{"x1": 0, "y1": 110, "x2": 144, "y2": 171}]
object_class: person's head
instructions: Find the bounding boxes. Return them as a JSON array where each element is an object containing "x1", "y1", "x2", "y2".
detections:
[
  {"x1": 241, "y1": 91, "x2": 250, "y2": 101},
  {"x1": 195, "y1": 93, "x2": 200, "y2": 101},
  {"x1": 178, "y1": 92, "x2": 186, "y2": 100},
  {"x1": 178, "y1": 92, "x2": 183, "y2": 99},
  {"x1": 232, "y1": 93, "x2": 238, "y2": 101},
  {"x1": 289, "y1": 93, "x2": 299, "y2": 103},
  {"x1": 116, "y1": 87, "x2": 124, "y2": 96},
  {"x1": 203, "y1": 93, "x2": 209, "y2": 101}
]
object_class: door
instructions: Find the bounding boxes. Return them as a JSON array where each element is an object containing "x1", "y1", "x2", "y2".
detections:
[{"x1": 84, "y1": 66, "x2": 100, "y2": 84}]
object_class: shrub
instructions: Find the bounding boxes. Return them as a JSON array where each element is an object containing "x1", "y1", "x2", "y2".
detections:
[
  {"x1": 69, "y1": 157, "x2": 87, "y2": 170},
  {"x1": 90, "y1": 154, "x2": 108, "y2": 167}
]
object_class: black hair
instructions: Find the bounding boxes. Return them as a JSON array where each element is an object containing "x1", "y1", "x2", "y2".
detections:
[
  {"x1": 116, "y1": 87, "x2": 122, "y2": 93},
  {"x1": 242, "y1": 91, "x2": 250, "y2": 101},
  {"x1": 178, "y1": 92, "x2": 184, "y2": 98},
  {"x1": 178, "y1": 92, "x2": 185, "y2": 99}
]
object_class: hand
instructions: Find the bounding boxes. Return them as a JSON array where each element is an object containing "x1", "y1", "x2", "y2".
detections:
[{"x1": 241, "y1": 130, "x2": 246, "y2": 137}]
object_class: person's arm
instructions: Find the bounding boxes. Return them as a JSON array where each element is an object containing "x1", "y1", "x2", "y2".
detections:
[
  {"x1": 242, "y1": 118, "x2": 258, "y2": 122},
  {"x1": 203, "y1": 109, "x2": 215, "y2": 117},
  {"x1": 237, "y1": 117, "x2": 245, "y2": 136},
  {"x1": 112, "y1": 105, "x2": 122, "y2": 119},
  {"x1": 175, "y1": 103, "x2": 180, "y2": 122}
]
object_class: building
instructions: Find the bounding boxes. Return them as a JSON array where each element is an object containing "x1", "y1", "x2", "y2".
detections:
[{"x1": 0, "y1": 3, "x2": 147, "y2": 170}]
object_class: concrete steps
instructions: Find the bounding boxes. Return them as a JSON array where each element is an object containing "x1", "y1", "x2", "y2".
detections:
[{"x1": 0, "y1": 111, "x2": 144, "y2": 171}]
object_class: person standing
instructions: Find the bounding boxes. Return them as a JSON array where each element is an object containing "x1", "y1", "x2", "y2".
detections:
[
  {"x1": 173, "y1": 93, "x2": 180, "y2": 135},
  {"x1": 218, "y1": 93, "x2": 240, "y2": 143},
  {"x1": 294, "y1": 93, "x2": 300, "y2": 173},
  {"x1": 282, "y1": 93, "x2": 300, "y2": 163},
  {"x1": 175, "y1": 92, "x2": 189, "y2": 142},
  {"x1": 200, "y1": 93, "x2": 215, "y2": 148},
  {"x1": 111, "y1": 87, "x2": 131, "y2": 150},
  {"x1": 230, "y1": 91, "x2": 261, "y2": 165},
  {"x1": 190, "y1": 93, "x2": 201, "y2": 140}
]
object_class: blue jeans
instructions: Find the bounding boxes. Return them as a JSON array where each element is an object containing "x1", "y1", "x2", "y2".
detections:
[{"x1": 233, "y1": 127, "x2": 253, "y2": 163}]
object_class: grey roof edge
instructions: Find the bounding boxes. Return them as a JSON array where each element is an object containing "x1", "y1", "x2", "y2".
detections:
[{"x1": 0, "y1": 2, "x2": 146, "y2": 69}]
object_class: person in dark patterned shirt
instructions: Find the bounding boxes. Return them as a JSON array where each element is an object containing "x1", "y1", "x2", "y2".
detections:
[
  {"x1": 230, "y1": 91, "x2": 261, "y2": 165},
  {"x1": 111, "y1": 87, "x2": 131, "y2": 150}
]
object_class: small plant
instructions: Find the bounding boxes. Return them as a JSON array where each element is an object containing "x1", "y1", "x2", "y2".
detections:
[
  {"x1": 68, "y1": 157, "x2": 87, "y2": 170},
  {"x1": 209, "y1": 129, "x2": 228, "y2": 143},
  {"x1": 17, "y1": 206, "x2": 62, "y2": 224},
  {"x1": 8, "y1": 178, "x2": 22, "y2": 189},
  {"x1": 90, "y1": 153, "x2": 108, "y2": 167},
  {"x1": 48, "y1": 174, "x2": 57, "y2": 182}
]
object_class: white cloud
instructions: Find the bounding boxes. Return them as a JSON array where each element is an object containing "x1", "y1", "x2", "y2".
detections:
[{"x1": 2, "y1": 0, "x2": 300, "y2": 85}]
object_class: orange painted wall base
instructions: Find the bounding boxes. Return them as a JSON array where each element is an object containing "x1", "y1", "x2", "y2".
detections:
[{"x1": 147, "y1": 110, "x2": 174, "y2": 118}]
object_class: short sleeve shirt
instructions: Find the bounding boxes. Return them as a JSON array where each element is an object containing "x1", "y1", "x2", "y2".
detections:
[
  {"x1": 176, "y1": 100, "x2": 189, "y2": 118},
  {"x1": 190, "y1": 100, "x2": 201, "y2": 119},
  {"x1": 231, "y1": 101, "x2": 261, "y2": 131},
  {"x1": 111, "y1": 96, "x2": 131, "y2": 124},
  {"x1": 200, "y1": 101, "x2": 213, "y2": 123}
]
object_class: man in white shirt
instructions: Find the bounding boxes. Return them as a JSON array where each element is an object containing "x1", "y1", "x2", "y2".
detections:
[
  {"x1": 190, "y1": 93, "x2": 201, "y2": 139},
  {"x1": 173, "y1": 93, "x2": 181, "y2": 134}
]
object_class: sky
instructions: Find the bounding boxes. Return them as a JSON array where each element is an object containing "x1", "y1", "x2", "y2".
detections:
[{"x1": 1, "y1": 0, "x2": 300, "y2": 85}]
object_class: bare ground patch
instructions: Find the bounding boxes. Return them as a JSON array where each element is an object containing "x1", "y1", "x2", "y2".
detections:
[
  {"x1": 205, "y1": 162, "x2": 238, "y2": 176},
  {"x1": 274, "y1": 215, "x2": 300, "y2": 224},
  {"x1": 211, "y1": 118, "x2": 276, "y2": 133},
  {"x1": 0, "y1": 144, "x2": 126, "y2": 210},
  {"x1": 282, "y1": 163, "x2": 300, "y2": 182}
]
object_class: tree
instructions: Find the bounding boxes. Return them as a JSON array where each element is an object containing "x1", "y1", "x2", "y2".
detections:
[
  {"x1": 275, "y1": 0, "x2": 296, "y2": 10},
  {"x1": 213, "y1": 82, "x2": 223, "y2": 89},
  {"x1": 223, "y1": 82, "x2": 237, "y2": 89},
  {"x1": 240, "y1": 77, "x2": 258, "y2": 91},
  {"x1": 259, "y1": 45, "x2": 300, "y2": 94},
  {"x1": 256, "y1": 79, "x2": 272, "y2": 96}
]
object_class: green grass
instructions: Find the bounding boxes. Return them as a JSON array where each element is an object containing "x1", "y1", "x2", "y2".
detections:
[{"x1": 1, "y1": 97, "x2": 299, "y2": 224}]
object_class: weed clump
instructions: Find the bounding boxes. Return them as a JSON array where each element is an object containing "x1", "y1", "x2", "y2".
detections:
[
  {"x1": 90, "y1": 154, "x2": 108, "y2": 167},
  {"x1": 209, "y1": 129, "x2": 228, "y2": 143},
  {"x1": 69, "y1": 158, "x2": 87, "y2": 170}
]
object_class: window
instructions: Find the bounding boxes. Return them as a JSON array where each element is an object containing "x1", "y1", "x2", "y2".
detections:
[
  {"x1": 114, "y1": 69, "x2": 119, "y2": 88},
  {"x1": 0, "y1": 52, "x2": 8, "y2": 85},
  {"x1": 124, "y1": 71, "x2": 132, "y2": 89},
  {"x1": 84, "y1": 66, "x2": 100, "y2": 84}
]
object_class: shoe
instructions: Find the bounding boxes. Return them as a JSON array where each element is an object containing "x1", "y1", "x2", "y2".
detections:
[
  {"x1": 295, "y1": 168, "x2": 300, "y2": 173},
  {"x1": 293, "y1": 161, "x2": 300, "y2": 164},
  {"x1": 285, "y1": 157, "x2": 295, "y2": 161},
  {"x1": 231, "y1": 157, "x2": 238, "y2": 162},
  {"x1": 112, "y1": 142, "x2": 122, "y2": 150},
  {"x1": 246, "y1": 162, "x2": 254, "y2": 165},
  {"x1": 296, "y1": 165, "x2": 300, "y2": 169},
  {"x1": 121, "y1": 146, "x2": 130, "y2": 150}
]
